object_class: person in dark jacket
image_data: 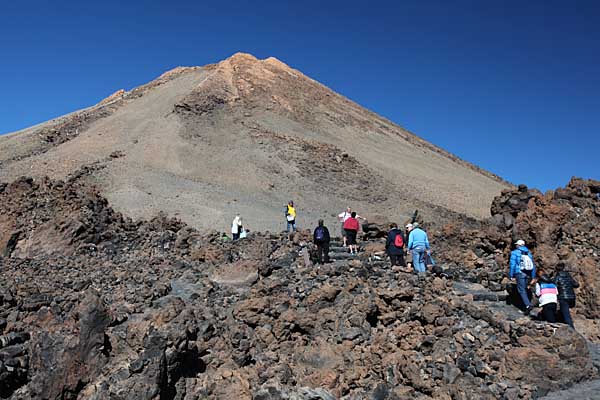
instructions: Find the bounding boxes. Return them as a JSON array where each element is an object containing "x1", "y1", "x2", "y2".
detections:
[
  {"x1": 553, "y1": 262, "x2": 579, "y2": 328},
  {"x1": 313, "y1": 219, "x2": 331, "y2": 264},
  {"x1": 385, "y1": 223, "x2": 406, "y2": 267}
]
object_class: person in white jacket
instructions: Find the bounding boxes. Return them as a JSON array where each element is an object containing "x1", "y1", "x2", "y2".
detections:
[
  {"x1": 533, "y1": 269, "x2": 559, "y2": 322},
  {"x1": 231, "y1": 214, "x2": 242, "y2": 240}
]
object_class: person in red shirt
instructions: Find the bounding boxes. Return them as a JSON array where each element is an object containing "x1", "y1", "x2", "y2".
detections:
[{"x1": 343, "y1": 212, "x2": 360, "y2": 255}]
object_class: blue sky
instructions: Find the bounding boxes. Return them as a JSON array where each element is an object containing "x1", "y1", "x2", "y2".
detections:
[{"x1": 1, "y1": 0, "x2": 598, "y2": 191}]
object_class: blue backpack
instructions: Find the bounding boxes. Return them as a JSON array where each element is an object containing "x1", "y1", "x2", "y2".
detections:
[{"x1": 315, "y1": 227, "x2": 325, "y2": 241}]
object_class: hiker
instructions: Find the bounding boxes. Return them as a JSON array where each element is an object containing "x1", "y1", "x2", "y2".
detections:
[
  {"x1": 532, "y1": 269, "x2": 559, "y2": 322},
  {"x1": 231, "y1": 214, "x2": 242, "y2": 240},
  {"x1": 553, "y1": 262, "x2": 579, "y2": 328},
  {"x1": 343, "y1": 212, "x2": 360, "y2": 255},
  {"x1": 385, "y1": 223, "x2": 406, "y2": 267},
  {"x1": 285, "y1": 201, "x2": 297, "y2": 232},
  {"x1": 508, "y1": 239, "x2": 536, "y2": 314},
  {"x1": 407, "y1": 222, "x2": 430, "y2": 273},
  {"x1": 240, "y1": 229, "x2": 250, "y2": 239},
  {"x1": 313, "y1": 219, "x2": 331, "y2": 264},
  {"x1": 405, "y1": 223, "x2": 414, "y2": 268},
  {"x1": 405, "y1": 223, "x2": 414, "y2": 240},
  {"x1": 338, "y1": 207, "x2": 365, "y2": 247}
]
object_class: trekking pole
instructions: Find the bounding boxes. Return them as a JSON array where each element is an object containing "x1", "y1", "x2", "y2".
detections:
[{"x1": 411, "y1": 210, "x2": 419, "y2": 224}]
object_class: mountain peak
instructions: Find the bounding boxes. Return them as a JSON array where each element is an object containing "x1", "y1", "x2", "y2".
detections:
[
  {"x1": 220, "y1": 52, "x2": 294, "y2": 73},
  {"x1": 0, "y1": 52, "x2": 512, "y2": 230},
  {"x1": 225, "y1": 52, "x2": 259, "y2": 64}
]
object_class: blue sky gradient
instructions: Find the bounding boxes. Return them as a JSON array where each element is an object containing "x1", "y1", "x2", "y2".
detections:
[{"x1": 1, "y1": 0, "x2": 598, "y2": 191}]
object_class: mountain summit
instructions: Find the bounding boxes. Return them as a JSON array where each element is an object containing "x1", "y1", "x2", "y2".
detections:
[{"x1": 0, "y1": 53, "x2": 510, "y2": 230}]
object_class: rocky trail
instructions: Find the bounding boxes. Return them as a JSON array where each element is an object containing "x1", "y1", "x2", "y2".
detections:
[{"x1": 0, "y1": 174, "x2": 598, "y2": 399}]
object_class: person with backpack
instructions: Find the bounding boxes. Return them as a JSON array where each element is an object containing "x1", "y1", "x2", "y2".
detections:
[
  {"x1": 407, "y1": 223, "x2": 430, "y2": 273},
  {"x1": 509, "y1": 239, "x2": 536, "y2": 314},
  {"x1": 343, "y1": 212, "x2": 360, "y2": 255},
  {"x1": 313, "y1": 219, "x2": 331, "y2": 264},
  {"x1": 385, "y1": 223, "x2": 406, "y2": 267},
  {"x1": 231, "y1": 214, "x2": 242, "y2": 241},
  {"x1": 285, "y1": 201, "x2": 297, "y2": 233},
  {"x1": 532, "y1": 269, "x2": 559, "y2": 322},
  {"x1": 553, "y1": 262, "x2": 579, "y2": 328}
]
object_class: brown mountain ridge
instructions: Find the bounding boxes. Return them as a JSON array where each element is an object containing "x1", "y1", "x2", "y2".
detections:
[{"x1": 0, "y1": 53, "x2": 511, "y2": 231}]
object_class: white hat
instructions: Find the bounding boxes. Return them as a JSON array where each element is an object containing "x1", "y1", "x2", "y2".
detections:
[
  {"x1": 515, "y1": 239, "x2": 525, "y2": 246},
  {"x1": 405, "y1": 223, "x2": 413, "y2": 229}
]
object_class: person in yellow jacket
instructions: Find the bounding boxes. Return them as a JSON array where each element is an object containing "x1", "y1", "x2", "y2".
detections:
[{"x1": 285, "y1": 200, "x2": 297, "y2": 232}]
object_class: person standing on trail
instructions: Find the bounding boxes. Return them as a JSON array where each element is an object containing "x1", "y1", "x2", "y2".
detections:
[
  {"x1": 285, "y1": 201, "x2": 297, "y2": 233},
  {"x1": 405, "y1": 223, "x2": 414, "y2": 241},
  {"x1": 552, "y1": 262, "x2": 579, "y2": 328},
  {"x1": 407, "y1": 223, "x2": 429, "y2": 273},
  {"x1": 343, "y1": 212, "x2": 360, "y2": 255},
  {"x1": 532, "y1": 269, "x2": 559, "y2": 322},
  {"x1": 405, "y1": 223, "x2": 414, "y2": 268},
  {"x1": 338, "y1": 207, "x2": 366, "y2": 247},
  {"x1": 509, "y1": 239, "x2": 536, "y2": 314},
  {"x1": 385, "y1": 223, "x2": 406, "y2": 267},
  {"x1": 231, "y1": 214, "x2": 242, "y2": 241},
  {"x1": 313, "y1": 219, "x2": 331, "y2": 264}
]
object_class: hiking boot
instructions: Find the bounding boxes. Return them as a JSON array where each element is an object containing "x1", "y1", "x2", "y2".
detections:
[{"x1": 524, "y1": 305, "x2": 534, "y2": 315}]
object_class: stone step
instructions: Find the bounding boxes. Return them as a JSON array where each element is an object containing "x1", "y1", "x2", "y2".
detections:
[
  {"x1": 453, "y1": 281, "x2": 508, "y2": 302},
  {"x1": 329, "y1": 252, "x2": 360, "y2": 260},
  {"x1": 329, "y1": 246, "x2": 348, "y2": 253}
]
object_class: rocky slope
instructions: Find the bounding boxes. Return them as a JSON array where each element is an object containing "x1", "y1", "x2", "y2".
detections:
[
  {"x1": 0, "y1": 53, "x2": 511, "y2": 233},
  {"x1": 432, "y1": 177, "x2": 600, "y2": 339},
  {"x1": 0, "y1": 173, "x2": 598, "y2": 399}
]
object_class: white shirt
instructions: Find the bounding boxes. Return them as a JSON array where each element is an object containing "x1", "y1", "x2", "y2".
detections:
[
  {"x1": 338, "y1": 211, "x2": 351, "y2": 222},
  {"x1": 338, "y1": 211, "x2": 362, "y2": 222},
  {"x1": 231, "y1": 216, "x2": 241, "y2": 234}
]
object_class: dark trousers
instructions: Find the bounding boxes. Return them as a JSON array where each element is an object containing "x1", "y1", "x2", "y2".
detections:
[
  {"x1": 559, "y1": 299, "x2": 574, "y2": 327},
  {"x1": 316, "y1": 242, "x2": 330, "y2": 264},
  {"x1": 389, "y1": 253, "x2": 405, "y2": 267},
  {"x1": 541, "y1": 303, "x2": 557, "y2": 323},
  {"x1": 232, "y1": 233, "x2": 240, "y2": 240}
]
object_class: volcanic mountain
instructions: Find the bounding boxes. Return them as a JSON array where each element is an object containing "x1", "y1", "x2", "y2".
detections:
[{"x1": 0, "y1": 53, "x2": 511, "y2": 231}]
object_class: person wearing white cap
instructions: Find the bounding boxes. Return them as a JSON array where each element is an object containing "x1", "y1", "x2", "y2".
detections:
[
  {"x1": 407, "y1": 222, "x2": 430, "y2": 273},
  {"x1": 509, "y1": 239, "x2": 537, "y2": 314}
]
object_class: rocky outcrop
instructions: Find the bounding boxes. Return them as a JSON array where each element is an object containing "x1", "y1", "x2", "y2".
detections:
[
  {"x1": 434, "y1": 177, "x2": 600, "y2": 327},
  {"x1": 0, "y1": 175, "x2": 597, "y2": 399}
]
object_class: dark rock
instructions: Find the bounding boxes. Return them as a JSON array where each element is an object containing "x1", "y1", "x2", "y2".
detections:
[{"x1": 0, "y1": 175, "x2": 597, "y2": 399}]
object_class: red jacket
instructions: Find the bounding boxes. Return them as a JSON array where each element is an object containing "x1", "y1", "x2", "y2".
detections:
[{"x1": 343, "y1": 217, "x2": 360, "y2": 231}]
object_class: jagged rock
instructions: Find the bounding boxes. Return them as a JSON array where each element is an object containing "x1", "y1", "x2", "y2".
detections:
[{"x1": 0, "y1": 175, "x2": 597, "y2": 399}]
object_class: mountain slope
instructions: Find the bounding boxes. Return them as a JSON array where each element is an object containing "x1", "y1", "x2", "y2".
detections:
[{"x1": 0, "y1": 53, "x2": 511, "y2": 231}]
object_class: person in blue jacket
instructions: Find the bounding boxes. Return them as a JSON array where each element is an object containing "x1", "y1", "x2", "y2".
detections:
[
  {"x1": 407, "y1": 223, "x2": 430, "y2": 273},
  {"x1": 509, "y1": 239, "x2": 536, "y2": 314}
]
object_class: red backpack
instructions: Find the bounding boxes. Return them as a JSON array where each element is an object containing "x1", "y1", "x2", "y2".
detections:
[{"x1": 394, "y1": 231, "x2": 404, "y2": 247}]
